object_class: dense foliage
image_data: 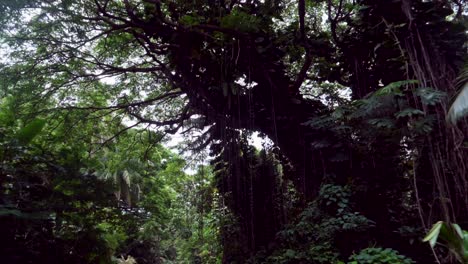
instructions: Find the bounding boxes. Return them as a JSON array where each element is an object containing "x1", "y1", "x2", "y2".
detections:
[
  {"x1": 0, "y1": 0, "x2": 467, "y2": 263},
  {"x1": 0, "y1": 97, "x2": 222, "y2": 263}
]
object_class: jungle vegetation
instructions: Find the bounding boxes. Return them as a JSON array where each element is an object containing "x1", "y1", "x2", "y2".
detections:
[{"x1": 0, "y1": 0, "x2": 467, "y2": 263}]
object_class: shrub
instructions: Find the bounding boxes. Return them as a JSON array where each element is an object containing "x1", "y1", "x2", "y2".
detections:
[{"x1": 348, "y1": 247, "x2": 414, "y2": 264}]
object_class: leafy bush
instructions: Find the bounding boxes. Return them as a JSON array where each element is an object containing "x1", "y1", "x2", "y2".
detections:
[
  {"x1": 250, "y1": 182, "x2": 374, "y2": 263},
  {"x1": 348, "y1": 247, "x2": 414, "y2": 264}
]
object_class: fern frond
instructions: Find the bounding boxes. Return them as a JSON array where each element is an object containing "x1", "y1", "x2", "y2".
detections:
[
  {"x1": 455, "y1": 65, "x2": 468, "y2": 88},
  {"x1": 447, "y1": 82, "x2": 468, "y2": 124},
  {"x1": 415, "y1": 87, "x2": 446, "y2": 106},
  {"x1": 373, "y1": 80, "x2": 418, "y2": 97}
]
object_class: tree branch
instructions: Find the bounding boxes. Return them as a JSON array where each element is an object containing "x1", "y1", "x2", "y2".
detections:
[
  {"x1": 57, "y1": 91, "x2": 183, "y2": 111},
  {"x1": 299, "y1": 0, "x2": 306, "y2": 41}
]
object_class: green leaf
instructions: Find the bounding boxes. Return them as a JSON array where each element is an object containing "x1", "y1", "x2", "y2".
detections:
[
  {"x1": 416, "y1": 87, "x2": 446, "y2": 106},
  {"x1": 284, "y1": 249, "x2": 296, "y2": 258},
  {"x1": 310, "y1": 139, "x2": 332, "y2": 149},
  {"x1": 220, "y1": 9, "x2": 260, "y2": 33},
  {"x1": 0, "y1": 208, "x2": 22, "y2": 217},
  {"x1": 453, "y1": 223, "x2": 464, "y2": 239},
  {"x1": 395, "y1": 108, "x2": 424, "y2": 118},
  {"x1": 179, "y1": 15, "x2": 202, "y2": 26},
  {"x1": 368, "y1": 118, "x2": 395, "y2": 128},
  {"x1": 423, "y1": 221, "x2": 443, "y2": 248},
  {"x1": 447, "y1": 82, "x2": 468, "y2": 124},
  {"x1": 122, "y1": 169, "x2": 131, "y2": 186},
  {"x1": 16, "y1": 118, "x2": 46, "y2": 144},
  {"x1": 374, "y1": 80, "x2": 418, "y2": 97}
]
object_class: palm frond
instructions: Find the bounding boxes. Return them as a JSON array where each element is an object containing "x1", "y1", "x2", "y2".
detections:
[{"x1": 447, "y1": 82, "x2": 468, "y2": 125}]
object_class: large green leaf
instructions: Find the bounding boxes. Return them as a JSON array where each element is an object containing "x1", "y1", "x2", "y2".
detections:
[
  {"x1": 423, "y1": 221, "x2": 468, "y2": 263},
  {"x1": 416, "y1": 87, "x2": 446, "y2": 106},
  {"x1": 423, "y1": 221, "x2": 443, "y2": 247},
  {"x1": 374, "y1": 80, "x2": 418, "y2": 97},
  {"x1": 368, "y1": 118, "x2": 395, "y2": 128},
  {"x1": 447, "y1": 82, "x2": 468, "y2": 124},
  {"x1": 395, "y1": 108, "x2": 424, "y2": 118},
  {"x1": 16, "y1": 118, "x2": 46, "y2": 144}
]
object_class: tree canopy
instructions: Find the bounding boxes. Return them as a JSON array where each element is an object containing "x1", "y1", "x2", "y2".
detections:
[{"x1": 0, "y1": 0, "x2": 467, "y2": 263}]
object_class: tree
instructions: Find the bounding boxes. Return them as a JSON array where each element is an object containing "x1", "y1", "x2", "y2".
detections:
[
  {"x1": 0, "y1": 92, "x2": 202, "y2": 263},
  {"x1": 1, "y1": 0, "x2": 467, "y2": 262}
]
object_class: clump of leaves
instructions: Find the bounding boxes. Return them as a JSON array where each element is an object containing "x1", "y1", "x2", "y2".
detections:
[
  {"x1": 423, "y1": 221, "x2": 468, "y2": 263},
  {"x1": 348, "y1": 247, "x2": 414, "y2": 264},
  {"x1": 179, "y1": 14, "x2": 203, "y2": 27},
  {"x1": 220, "y1": 8, "x2": 261, "y2": 33},
  {"x1": 251, "y1": 182, "x2": 373, "y2": 263}
]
